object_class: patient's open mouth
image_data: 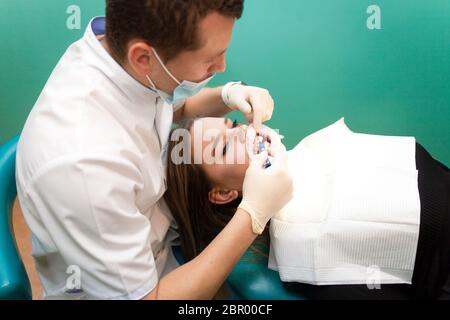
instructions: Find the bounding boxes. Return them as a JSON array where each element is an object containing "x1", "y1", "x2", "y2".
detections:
[{"x1": 246, "y1": 125, "x2": 273, "y2": 158}]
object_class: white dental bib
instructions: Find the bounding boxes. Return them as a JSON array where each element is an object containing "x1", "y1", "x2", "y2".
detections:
[{"x1": 268, "y1": 118, "x2": 421, "y2": 285}]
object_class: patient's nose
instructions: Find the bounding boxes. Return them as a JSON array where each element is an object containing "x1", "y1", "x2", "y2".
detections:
[{"x1": 238, "y1": 125, "x2": 248, "y2": 143}]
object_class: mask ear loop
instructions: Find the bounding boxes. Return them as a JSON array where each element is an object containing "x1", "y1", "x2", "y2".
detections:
[
  {"x1": 146, "y1": 74, "x2": 157, "y2": 89},
  {"x1": 151, "y1": 48, "x2": 181, "y2": 85}
]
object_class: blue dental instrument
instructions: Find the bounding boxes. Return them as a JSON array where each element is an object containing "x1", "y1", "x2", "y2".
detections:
[{"x1": 257, "y1": 136, "x2": 272, "y2": 169}]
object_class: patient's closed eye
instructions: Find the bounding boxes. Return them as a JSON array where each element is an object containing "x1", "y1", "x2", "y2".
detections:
[{"x1": 223, "y1": 120, "x2": 239, "y2": 155}]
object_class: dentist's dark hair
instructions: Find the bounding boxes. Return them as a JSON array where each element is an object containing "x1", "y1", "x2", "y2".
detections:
[{"x1": 105, "y1": 0, "x2": 244, "y2": 62}]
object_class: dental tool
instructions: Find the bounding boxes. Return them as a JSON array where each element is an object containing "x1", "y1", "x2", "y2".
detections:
[
  {"x1": 256, "y1": 136, "x2": 272, "y2": 169},
  {"x1": 246, "y1": 124, "x2": 279, "y2": 169}
]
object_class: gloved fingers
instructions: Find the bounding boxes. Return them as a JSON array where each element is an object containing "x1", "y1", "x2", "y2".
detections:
[
  {"x1": 248, "y1": 94, "x2": 264, "y2": 131},
  {"x1": 249, "y1": 88, "x2": 274, "y2": 130},
  {"x1": 263, "y1": 94, "x2": 274, "y2": 122},
  {"x1": 234, "y1": 97, "x2": 253, "y2": 115},
  {"x1": 257, "y1": 89, "x2": 274, "y2": 123},
  {"x1": 249, "y1": 150, "x2": 269, "y2": 169},
  {"x1": 268, "y1": 142, "x2": 288, "y2": 164}
]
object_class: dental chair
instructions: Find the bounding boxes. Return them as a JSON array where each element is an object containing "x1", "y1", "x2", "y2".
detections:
[
  {"x1": 226, "y1": 247, "x2": 305, "y2": 300},
  {"x1": 0, "y1": 135, "x2": 32, "y2": 300}
]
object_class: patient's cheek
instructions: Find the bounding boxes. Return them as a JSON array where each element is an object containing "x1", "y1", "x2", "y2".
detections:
[{"x1": 237, "y1": 163, "x2": 249, "y2": 188}]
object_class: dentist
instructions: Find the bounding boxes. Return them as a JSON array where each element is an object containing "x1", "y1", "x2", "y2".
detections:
[{"x1": 16, "y1": 0, "x2": 293, "y2": 299}]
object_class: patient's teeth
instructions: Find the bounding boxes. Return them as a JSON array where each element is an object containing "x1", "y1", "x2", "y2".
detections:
[{"x1": 246, "y1": 124, "x2": 278, "y2": 159}]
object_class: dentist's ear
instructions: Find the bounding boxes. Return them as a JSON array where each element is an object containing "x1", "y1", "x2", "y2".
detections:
[
  {"x1": 208, "y1": 189, "x2": 239, "y2": 205},
  {"x1": 127, "y1": 41, "x2": 153, "y2": 76}
]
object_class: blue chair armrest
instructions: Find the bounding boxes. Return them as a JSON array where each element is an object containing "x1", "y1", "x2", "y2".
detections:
[
  {"x1": 0, "y1": 135, "x2": 32, "y2": 300},
  {"x1": 227, "y1": 247, "x2": 305, "y2": 300}
]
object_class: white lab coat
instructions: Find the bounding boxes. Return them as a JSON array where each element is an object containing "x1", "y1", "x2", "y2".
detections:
[{"x1": 15, "y1": 17, "x2": 183, "y2": 299}]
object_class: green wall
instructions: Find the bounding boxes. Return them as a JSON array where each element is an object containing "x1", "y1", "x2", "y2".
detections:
[{"x1": 1, "y1": 0, "x2": 449, "y2": 166}]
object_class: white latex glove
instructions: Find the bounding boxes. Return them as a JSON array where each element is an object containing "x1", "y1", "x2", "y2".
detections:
[
  {"x1": 222, "y1": 82, "x2": 275, "y2": 130},
  {"x1": 238, "y1": 142, "x2": 294, "y2": 235}
]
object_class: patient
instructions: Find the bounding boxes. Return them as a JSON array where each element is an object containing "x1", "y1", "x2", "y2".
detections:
[{"x1": 164, "y1": 117, "x2": 450, "y2": 300}]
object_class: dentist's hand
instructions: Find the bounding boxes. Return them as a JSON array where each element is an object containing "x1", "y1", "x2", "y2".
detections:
[
  {"x1": 238, "y1": 143, "x2": 293, "y2": 235},
  {"x1": 222, "y1": 82, "x2": 274, "y2": 130}
]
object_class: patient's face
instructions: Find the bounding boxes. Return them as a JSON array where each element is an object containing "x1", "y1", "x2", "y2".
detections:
[{"x1": 189, "y1": 117, "x2": 251, "y2": 192}]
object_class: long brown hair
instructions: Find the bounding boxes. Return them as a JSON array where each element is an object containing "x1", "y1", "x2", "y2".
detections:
[{"x1": 164, "y1": 119, "x2": 242, "y2": 262}]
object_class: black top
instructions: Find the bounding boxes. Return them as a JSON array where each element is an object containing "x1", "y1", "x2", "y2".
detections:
[{"x1": 412, "y1": 143, "x2": 450, "y2": 299}]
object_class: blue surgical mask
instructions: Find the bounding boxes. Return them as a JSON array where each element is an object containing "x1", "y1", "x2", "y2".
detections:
[{"x1": 146, "y1": 48, "x2": 215, "y2": 105}]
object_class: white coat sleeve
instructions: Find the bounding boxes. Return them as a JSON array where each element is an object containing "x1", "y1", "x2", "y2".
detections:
[{"x1": 25, "y1": 154, "x2": 159, "y2": 300}]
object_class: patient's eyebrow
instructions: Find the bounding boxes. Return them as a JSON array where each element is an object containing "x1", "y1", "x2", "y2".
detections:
[{"x1": 211, "y1": 118, "x2": 229, "y2": 156}]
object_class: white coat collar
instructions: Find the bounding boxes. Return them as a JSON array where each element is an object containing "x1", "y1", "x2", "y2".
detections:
[{"x1": 83, "y1": 16, "x2": 159, "y2": 105}]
